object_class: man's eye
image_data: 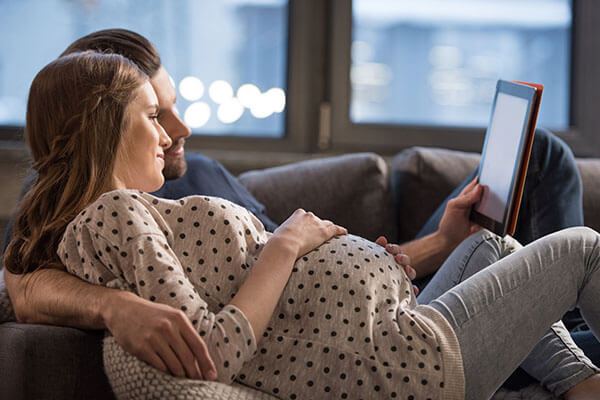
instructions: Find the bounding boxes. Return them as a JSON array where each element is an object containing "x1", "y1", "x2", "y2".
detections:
[{"x1": 149, "y1": 114, "x2": 159, "y2": 120}]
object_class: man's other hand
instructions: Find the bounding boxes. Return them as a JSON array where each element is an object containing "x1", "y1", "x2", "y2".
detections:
[{"x1": 376, "y1": 236, "x2": 419, "y2": 296}]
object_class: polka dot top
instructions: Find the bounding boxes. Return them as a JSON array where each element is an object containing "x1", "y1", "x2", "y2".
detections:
[{"x1": 58, "y1": 189, "x2": 465, "y2": 400}]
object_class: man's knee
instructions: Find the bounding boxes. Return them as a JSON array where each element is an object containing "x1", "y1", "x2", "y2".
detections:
[
  {"x1": 533, "y1": 129, "x2": 578, "y2": 174},
  {"x1": 531, "y1": 128, "x2": 582, "y2": 194}
]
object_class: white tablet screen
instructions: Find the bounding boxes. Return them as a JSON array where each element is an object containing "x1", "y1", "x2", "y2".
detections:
[{"x1": 475, "y1": 92, "x2": 529, "y2": 222}]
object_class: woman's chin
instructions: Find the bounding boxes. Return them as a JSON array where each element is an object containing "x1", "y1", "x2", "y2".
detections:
[
  {"x1": 128, "y1": 177, "x2": 165, "y2": 193},
  {"x1": 147, "y1": 177, "x2": 165, "y2": 193}
]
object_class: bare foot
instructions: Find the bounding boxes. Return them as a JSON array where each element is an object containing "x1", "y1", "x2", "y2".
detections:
[{"x1": 564, "y1": 373, "x2": 600, "y2": 400}]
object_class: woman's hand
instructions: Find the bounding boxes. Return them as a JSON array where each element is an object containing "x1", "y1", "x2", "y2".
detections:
[
  {"x1": 376, "y1": 236, "x2": 419, "y2": 295},
  {"x1": 272, "y1": 209, "x2": 348, "y2": 259}
]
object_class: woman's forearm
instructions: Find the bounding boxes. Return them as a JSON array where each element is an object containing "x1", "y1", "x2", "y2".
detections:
[
  {"x1": 229, "y1": 209, "x2": 347, "y2": 340},
  {"x1": 229, "y1": 235, "x2": 298, "y2": 341}
]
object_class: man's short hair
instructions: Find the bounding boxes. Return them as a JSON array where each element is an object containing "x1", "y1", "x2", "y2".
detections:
[{"x1": 60, "y1": 28, "x2": 162, "y2": 78}]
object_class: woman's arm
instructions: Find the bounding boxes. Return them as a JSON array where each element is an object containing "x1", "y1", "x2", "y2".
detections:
[
  {"x1": 4, "y1": 266, "x2": 216, "y2": 381},
  {"x1": 230, "y1": 209, "x2": 347, "y2": 341},
  {"x1": 70, "y1": 206, "x2": 345, "y2": 384}
]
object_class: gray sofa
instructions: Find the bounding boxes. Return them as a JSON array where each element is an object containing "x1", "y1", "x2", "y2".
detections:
[{"x1": 1, "y1": 147, "x2": 600, "y2": 399}]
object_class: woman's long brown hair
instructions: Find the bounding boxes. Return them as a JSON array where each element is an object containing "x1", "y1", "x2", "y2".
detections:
[{"x1": 4, "y1": 51, "x2": 146, "y2": 274}]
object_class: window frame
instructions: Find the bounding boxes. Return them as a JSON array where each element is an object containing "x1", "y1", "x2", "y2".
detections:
[{"x1": 327, "y1": 0, "x2": 600, "y2": 157}]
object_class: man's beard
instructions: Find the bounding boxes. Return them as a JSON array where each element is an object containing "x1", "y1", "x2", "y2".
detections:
[
  {"x1": 163, "y1": 139, "x2": 188, "y2": 180},
  {"x1": 163, "y1": 155, "x2": 187, "y2": 180}
]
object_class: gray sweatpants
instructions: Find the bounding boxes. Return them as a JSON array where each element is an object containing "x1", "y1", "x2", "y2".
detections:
[{"x1": 419, "y1": 227, "x2": 600, "y2": 400}]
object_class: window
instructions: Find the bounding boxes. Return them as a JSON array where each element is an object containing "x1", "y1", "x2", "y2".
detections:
[
  {"x1": 350, "y1": 0, "x2": 571, "y2": 130},
  {"x1": 0, "y1": 0, "x2": 289, "y2": 137},
  {"x1": 330, "y1": 0, "x2": 600, "y2": 157}
]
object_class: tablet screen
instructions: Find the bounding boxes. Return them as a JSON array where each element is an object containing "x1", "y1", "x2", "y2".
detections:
[{"x1": 475, "y1": 91, "x2": 530, "y2": 223}]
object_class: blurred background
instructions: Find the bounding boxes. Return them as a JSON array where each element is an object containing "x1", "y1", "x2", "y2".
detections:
[{"x1": 0, "y1": 0, "x2": 579, "y2": 141}]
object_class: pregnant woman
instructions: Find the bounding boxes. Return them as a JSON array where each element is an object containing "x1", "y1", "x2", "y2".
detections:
[{"x1": 5, "y1": 51, "x2": 600, "y2": 400}]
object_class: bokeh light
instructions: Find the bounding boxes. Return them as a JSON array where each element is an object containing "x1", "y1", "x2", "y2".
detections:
[
  {"x1": 265, "y1": 87, "x2": 286, "y2": 113},
  {"x1": 209, "y1": 80, "x2": 234, "y2": 104},
  {"x1": 184, "y1": 102, "x2": 211, "y2": 128},
  {"x1": 179, "y1": 76, "x2": 205, "y2": 101},
  {"x1": 217, "y1": 98, "x2": 245, "y2": 124},
  {"x1": 250, "y1": 93, "x2": 274, "y2": 119},
  {"x1": 237, "y1": 83, "x2": 261, "y2": 108}
]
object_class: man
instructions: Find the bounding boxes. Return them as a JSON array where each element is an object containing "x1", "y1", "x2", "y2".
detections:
[{"x1": 3, "y1": 29, "x2": 597, "y2": 393}]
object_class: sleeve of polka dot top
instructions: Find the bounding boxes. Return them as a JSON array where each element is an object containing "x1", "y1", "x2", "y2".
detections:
[{"x1": 58, "y1": 192, "x2": 257, "y2": 384}]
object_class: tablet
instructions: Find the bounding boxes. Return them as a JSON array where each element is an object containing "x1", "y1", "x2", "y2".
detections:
[{"x1": 470, "y1": 79, "x2": 543, "y2": 237}]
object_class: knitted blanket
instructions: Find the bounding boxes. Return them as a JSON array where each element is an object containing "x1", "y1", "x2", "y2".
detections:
[
  {"x1": 104, "y1": 336, "x2": 276, "y2": 400},
  {"x1": 104, "y1": 336, "x2": 557, "y2": 400}
]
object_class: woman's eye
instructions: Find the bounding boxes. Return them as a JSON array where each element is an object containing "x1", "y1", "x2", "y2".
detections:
[{"x1": 149, "y1": 114, "x2": 159, "y2": 121}]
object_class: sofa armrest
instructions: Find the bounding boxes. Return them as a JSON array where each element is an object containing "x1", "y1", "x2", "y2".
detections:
[
  {"x1": 238, "y1": 152, "x2": 397, "y2": 242},
  {"x1": 0, "y1": 322, "x2": 112, "y2": 400}
]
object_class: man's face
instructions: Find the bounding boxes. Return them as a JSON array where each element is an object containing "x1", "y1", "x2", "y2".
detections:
[{"x1": 150, "y1": 67, "x2": 191, "y2": 180}]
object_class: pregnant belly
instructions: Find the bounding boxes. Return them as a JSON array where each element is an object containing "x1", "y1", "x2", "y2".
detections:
[{"x1": 272, "y1": 234, "x2": 415, "y2": 328}]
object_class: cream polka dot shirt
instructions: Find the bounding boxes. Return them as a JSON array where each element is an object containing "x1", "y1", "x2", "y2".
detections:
[{"x1": 59, "y1": 189, "x2": 464, "y2": 400}]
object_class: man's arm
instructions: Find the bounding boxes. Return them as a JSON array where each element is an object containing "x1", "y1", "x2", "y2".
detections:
[
  {"x1": 4, "y1": 267, "x2": 217, "y2": 380},
  {"x1": 6, "y1": 267, "x2": 105, "y2": 327},
  {"x1": 397, "y1": 178, "x2": 483, "y2": 279},
  {"x1": 396, "y1": 232, "x2": 456, "y2": 279}
]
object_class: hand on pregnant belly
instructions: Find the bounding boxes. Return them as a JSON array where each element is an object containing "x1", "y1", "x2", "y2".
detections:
[
  {"x1": 375, "y1": 235, "x2": 419, "y2": 296},
  {"x1": 272, "y1": 209, "x2": 348, "y2": 259}
]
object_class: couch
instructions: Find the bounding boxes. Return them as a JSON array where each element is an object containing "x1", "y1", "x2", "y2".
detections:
[{"x1": 1, "y1": 147, "x2": 600, "y2": 399}]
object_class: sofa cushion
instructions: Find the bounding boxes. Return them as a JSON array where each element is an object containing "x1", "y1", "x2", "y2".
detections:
[
  {"x1": 239, "y1": 153, "x2": 397, "y2": 242},
  {"x1": 392, "y1": 147, "x2": 479, "y2": 243}
]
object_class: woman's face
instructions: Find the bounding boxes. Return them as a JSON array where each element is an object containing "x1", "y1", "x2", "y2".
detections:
[{"x1": 113, "y1": 81, "x2": 172, "y2": 192}]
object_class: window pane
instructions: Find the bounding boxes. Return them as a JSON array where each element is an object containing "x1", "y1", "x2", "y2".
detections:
[
  {"x1": 0, "y1": 0, "x2": 288, "y2": 137},
  {"x1": 351, "y1": 0, "x2": 571, "y2": 129}
]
